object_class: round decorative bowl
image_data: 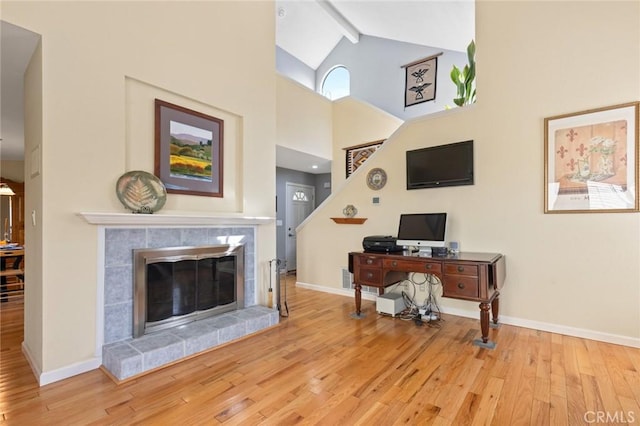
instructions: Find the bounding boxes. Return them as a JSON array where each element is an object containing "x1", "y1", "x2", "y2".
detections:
[{"x1": 342, "y1": 204, "x2": 358, "y2": 218}]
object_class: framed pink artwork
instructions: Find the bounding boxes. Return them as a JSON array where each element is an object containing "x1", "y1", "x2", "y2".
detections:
[{"x1": 544, "y1": 101, "x2": 639, "y2": 213}]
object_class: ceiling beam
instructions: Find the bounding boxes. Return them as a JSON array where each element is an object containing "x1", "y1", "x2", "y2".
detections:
[{"x1": 316, "y1": 0, "x2": 360, "y2": 44}]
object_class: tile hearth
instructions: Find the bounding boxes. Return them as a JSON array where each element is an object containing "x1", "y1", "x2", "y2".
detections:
[
  {"x1": 99, "y1": 223, "x2": 276, "y2": 381},
  {"x1": 103, "y1": 305, "x2": 278, "y2": 381}
]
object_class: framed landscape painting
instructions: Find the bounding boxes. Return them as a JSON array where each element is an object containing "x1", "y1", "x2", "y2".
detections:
[
  {"x1": 544, "y1": 101, "x2": 639, "y2": 213},
  {"x1": 155, "y1": 99, "x2": 224, "y2": 197}
]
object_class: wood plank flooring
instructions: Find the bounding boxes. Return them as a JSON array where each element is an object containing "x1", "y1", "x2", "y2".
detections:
[{"x1": 1, "y1": 276, "x2": 640, "y2": 425}]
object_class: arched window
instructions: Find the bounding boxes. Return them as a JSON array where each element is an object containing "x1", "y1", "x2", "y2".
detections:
[{"x1": 321, "y1": 66, "x2": 350, "y2": 100}]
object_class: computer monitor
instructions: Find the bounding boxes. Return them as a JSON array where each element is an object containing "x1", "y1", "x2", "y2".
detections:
[{"x1": 396, "y1": 213, "x2": 447, "y2": 255}]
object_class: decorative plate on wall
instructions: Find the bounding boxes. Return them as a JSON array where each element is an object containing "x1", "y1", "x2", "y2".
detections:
[
  {"x1": 116, "y1": 170, "x2": 167, "y2": 214},
  {"x1": 366, "y1": 168, "x2": 387, "y2": 190}
]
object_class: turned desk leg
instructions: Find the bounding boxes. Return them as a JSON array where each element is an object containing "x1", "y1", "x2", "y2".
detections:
[
  {"x1": 491, "y1": 293, "x2": 500, "y2": 325},
  {"x1": 355, "y1": 282, "x2": 362, "y2": 316},
  {"x1": 479, "y1": 302, "x2": 490, "y2": 343}
]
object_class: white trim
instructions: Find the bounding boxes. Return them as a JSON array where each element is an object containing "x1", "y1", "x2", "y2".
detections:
[
  {"x1": 95, "y1": 228, "x2": 105, "y2": 358},
  {"x1": 22, "y1": 342, "x2": 101, "y2": 386},
  {"x1": 315, "y1": 0, "x2": 360, "y2": 44},
  {"x1": 296, "y1": 281, "x2": 377, "y2": 301},
  {"x1": 78, "y1": 212, "x2": 274, "y2": 226},
  {"x1": 39, "y1": 359, "x2": 102, "y2": 386},
  {"x1": 296, "y1": 282, "x2": 640, "y2": 348},
  {"x1": 500, "y1": 314, "x2": 640, "y2": 348},
  {"x1": 21, "y1": 342, "x2": 41, "y2": 383}
]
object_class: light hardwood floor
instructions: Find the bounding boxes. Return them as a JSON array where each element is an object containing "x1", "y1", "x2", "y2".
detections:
[{"x1": 1, "y1": 277, "x2": 640, "y2": 425}]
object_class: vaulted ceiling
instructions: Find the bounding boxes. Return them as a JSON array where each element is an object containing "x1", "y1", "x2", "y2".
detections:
[
  {"x1": 0, "y1": 2, "x2": 475, "y2": 175},
  {"x1": 276, "y1": 0, "x2": 475, "y2": 70}
]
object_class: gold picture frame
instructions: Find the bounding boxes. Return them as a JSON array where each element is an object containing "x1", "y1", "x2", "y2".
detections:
[{"x1": 544, "y1": 101, "x2": 639, "y2": 213}]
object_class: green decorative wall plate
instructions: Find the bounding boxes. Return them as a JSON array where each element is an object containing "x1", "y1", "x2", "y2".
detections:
[{"x1": 116, "y1": 170, "x2": 167, "y2": 214}]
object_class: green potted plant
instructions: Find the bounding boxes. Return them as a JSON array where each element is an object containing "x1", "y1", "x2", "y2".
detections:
[{"x1": 450, "y1": 40, "x2": 476, "y2": 106}]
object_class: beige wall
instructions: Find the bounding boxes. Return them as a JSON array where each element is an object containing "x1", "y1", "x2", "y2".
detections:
[
  {"x1": 276, "y1": 75, "x2": 333, "y2": 159},
  {"x1": 3, "y1": 1, "x2": 276, "y2": 379},
  {"x1": 297, "y1": 1, "x2": 640, "y2": 344},
  {"x1": 23, "y1": 40, "x2": 43, "y2": 368},
  {"x1": 331, "y1": 98, "x2": 403, "y2": 188},
  {"x1": 275, "y1": 76, "x2": 402, "y2": 186}
]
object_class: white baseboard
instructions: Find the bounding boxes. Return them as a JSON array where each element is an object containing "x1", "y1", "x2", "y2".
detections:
[
  {"x1": 22, "y1": 341, "x2": 102, "y2": 386},
  {"x1": 296, "y1": 281, "x2": 378, "y2": 301},
  {"x1": 21, "y1": 342, "x2": 41, "y2": 382},
  {"x1": 295, "y1": 281, "x2": 640, "y2": 348}
]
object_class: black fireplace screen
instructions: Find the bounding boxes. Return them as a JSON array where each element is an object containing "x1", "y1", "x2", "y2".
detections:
[{"x1": 146, "y1": 256, "x2": 236, "y2": 322}]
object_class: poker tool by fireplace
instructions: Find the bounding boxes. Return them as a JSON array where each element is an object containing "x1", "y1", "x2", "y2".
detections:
[{"x1": 269, "y1": 258, "x2": 289, "y2": 317}]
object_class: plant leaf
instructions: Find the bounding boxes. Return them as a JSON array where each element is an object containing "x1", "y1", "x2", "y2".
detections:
[
  {"x1": 467, "y1": 62, "x2": 476, "y2": 83},
  {"x1": 467, "y1": 40, "x2": 476, "y2": 65},
  {"x1": 450, "y1": 66, "x2": 461, "y2": 83},
  {"x1": 450, "y1": 39, "x2": 477, "y2": 106}
]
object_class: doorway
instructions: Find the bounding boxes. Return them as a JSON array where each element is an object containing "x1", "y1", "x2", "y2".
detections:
[
  {"x1": 284, "y1": 182, "x2": 315, "y2": 272},
  {"x1": 1, "y1": 21, "x2": 40, "y2": 348}
]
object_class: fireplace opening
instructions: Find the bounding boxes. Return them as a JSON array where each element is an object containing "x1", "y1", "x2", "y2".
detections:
[{"x1": 133, "y1": 245, "x2": 244, "y2": 337}]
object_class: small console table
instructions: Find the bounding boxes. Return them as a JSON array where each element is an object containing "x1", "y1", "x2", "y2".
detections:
[{"x1": 349, "y1": 251, "x2": 506, "y2": 348}]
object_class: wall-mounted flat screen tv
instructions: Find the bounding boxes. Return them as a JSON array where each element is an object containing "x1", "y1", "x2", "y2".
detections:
[{"x1": 406, "y1": 140, "x2": 474, "y2": 189}]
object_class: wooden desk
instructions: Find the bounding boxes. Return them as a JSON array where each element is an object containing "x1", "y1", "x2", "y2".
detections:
[
  {"x1": 349, "y1": 251, "x2": 506, "y2": 347},
  {"x1": 0, "y1": 247, "x2": 24, "y2": 302}
]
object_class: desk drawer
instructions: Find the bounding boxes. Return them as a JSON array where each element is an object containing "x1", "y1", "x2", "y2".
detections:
[
  {"x1": 443, "y1": 275, "x2": 479, "y2": 299},
  {"x1": 383, "y1": 259, "x2": 442, "y2": 274},
  {"x1": 444, "y1": 263, "x2": 478, "y2": 277},
  {"x1": 355, "y1": 256, "x2": 383, "y2": 268},
  {"x1": 356, "y1": 268, "x2": 383, "y2": 286}
]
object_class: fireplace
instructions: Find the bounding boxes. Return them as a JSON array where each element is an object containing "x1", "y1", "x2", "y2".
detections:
[
  {"x1": 91, "y1": 220, "x2": 278, "y2": 381},
  {"x1": 133, "y1": 244, "x2": 244, "y2": 338}
]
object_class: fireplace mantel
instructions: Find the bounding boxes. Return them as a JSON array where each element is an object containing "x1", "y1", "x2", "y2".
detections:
[{"x1": 78, "y1": 212, "x2": 274, "y2": 226}]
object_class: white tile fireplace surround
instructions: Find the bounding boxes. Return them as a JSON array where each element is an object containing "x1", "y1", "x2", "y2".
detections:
[{"x1": 79, "y1": 213, "x2": 278, "y2": 381}]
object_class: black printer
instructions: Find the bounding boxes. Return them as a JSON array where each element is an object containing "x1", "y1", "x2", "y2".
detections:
[{"x1": 362, "y1": 235, "x2": 403, "y2": 253}]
